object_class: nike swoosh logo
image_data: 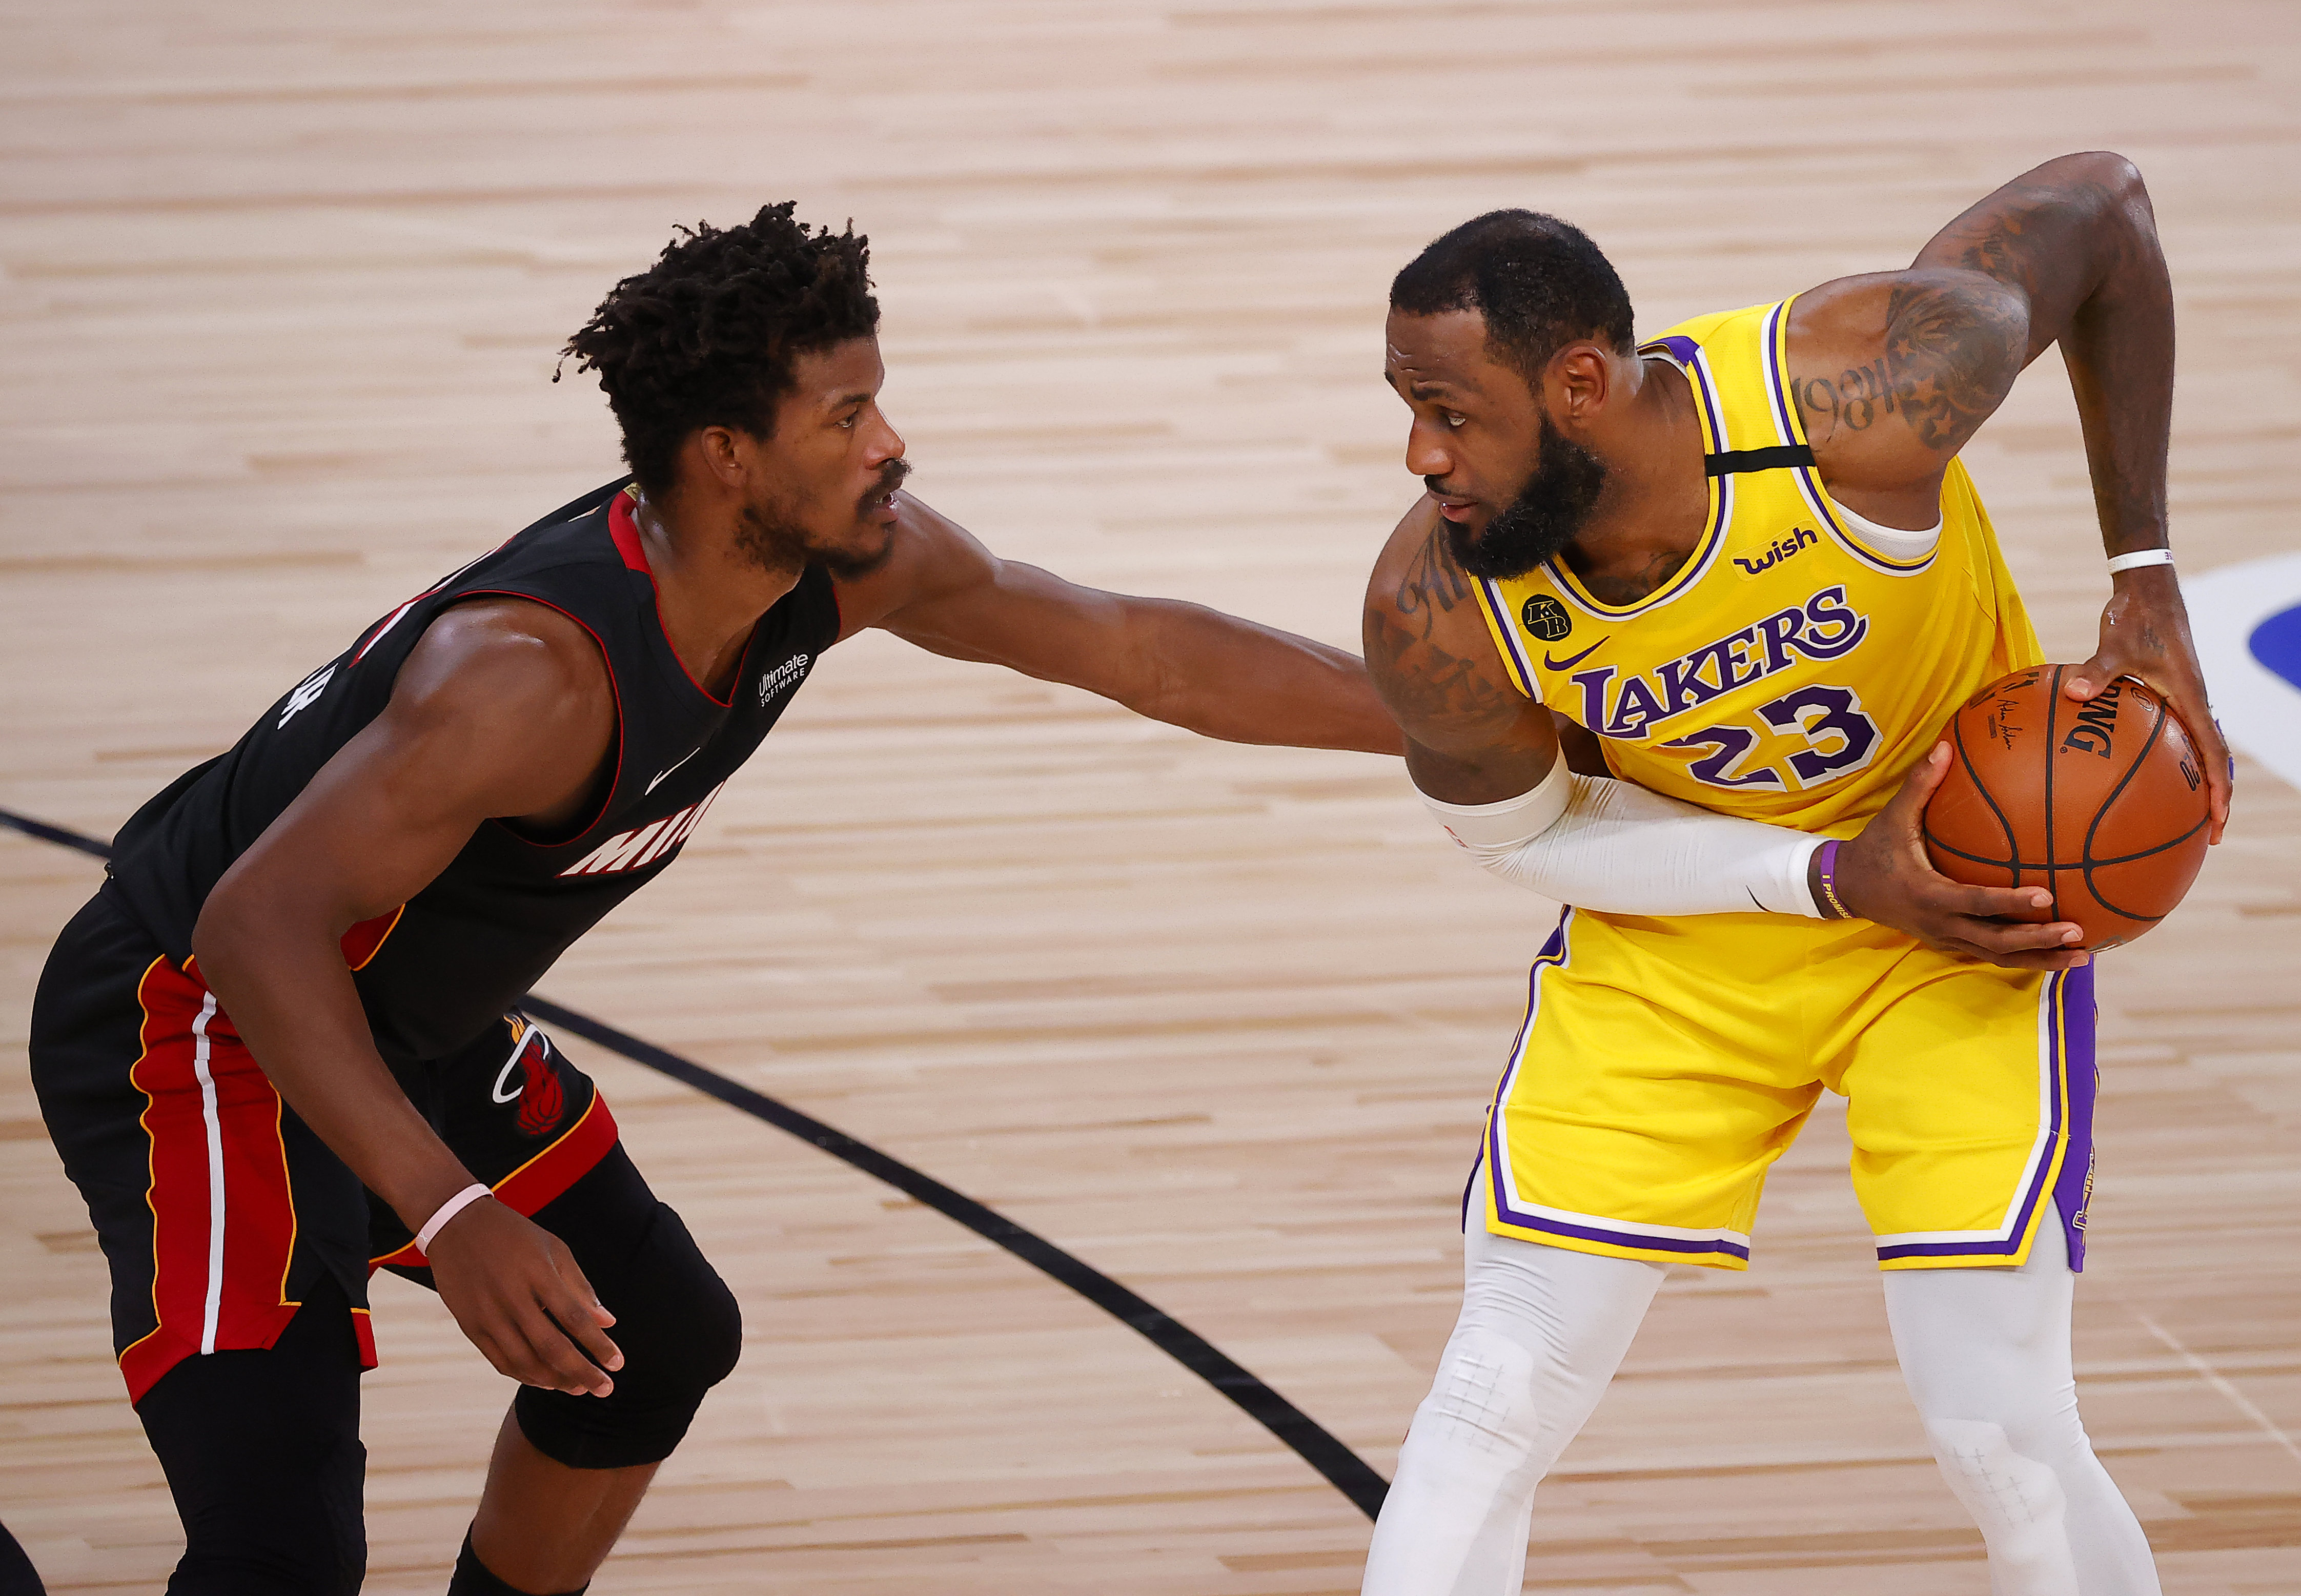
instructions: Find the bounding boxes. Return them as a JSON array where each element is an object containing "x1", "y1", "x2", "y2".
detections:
[
  {"x1": 645, "y1": 747, "x2": 702, "y2": 795},
  {"x1": 1543, "y1": 639, "x2": 1609, "y2": 672}
]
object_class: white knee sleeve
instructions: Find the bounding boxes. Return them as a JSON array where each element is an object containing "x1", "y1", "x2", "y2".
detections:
[
  {"x1": 1885, "y1": 1205, "x2": 2161, "y2": 1596},
  {"x1": 1362, "y1": 1170, "x2": 1664, "y2": 1596},
  {"x1": 1925, "y1": 1418, "x2": 2081, "y2": 1596}
]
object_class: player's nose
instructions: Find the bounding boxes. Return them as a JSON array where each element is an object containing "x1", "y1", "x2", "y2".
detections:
[{"x1": 1404, "y1": 417, "x2": 1452, "y2": 481}]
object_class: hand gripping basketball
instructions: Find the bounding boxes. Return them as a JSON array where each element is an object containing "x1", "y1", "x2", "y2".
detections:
[
  {"x1": 2069, "y1": 566, "x2": 2233, "y2": 846},
  {"x1": 1830, "y1": 744, "x2": 2091, "y2": 971}
]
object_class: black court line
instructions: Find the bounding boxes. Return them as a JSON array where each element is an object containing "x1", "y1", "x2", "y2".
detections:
[{"x1": 0, "y1": 805, "x2": 1391, "y2": 1521}]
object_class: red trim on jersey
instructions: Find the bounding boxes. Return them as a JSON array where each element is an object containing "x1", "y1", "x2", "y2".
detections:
[
  {"x1": 118, "y1": 959, "x2": 357, "y2": 1404},
  {"x1": 608, "y1": 485, "x2": 650, "y2": 573},
  {"x1": 453, "y1": 589, "x2": 627, "y2": 850},
  {"x1": 340, "y1": 904, "x2": 404, "y2": 971},
  {"x1": 368, "y1": 1090, "x2": 619, "y2": 1271},
  {"x1": 607, "y1": 492, "x2": 736, "y2": 707}
]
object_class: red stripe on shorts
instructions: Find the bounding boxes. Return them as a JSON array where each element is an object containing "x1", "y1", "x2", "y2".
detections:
[
  {"x1": 117, "y1": 958, "x2": 355, "y2": 1403},
  {"x1": 368, "y1": 1091, "x2": 620, "y2": 1272}
]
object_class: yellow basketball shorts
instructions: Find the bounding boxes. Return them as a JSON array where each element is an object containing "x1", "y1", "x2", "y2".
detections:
[{"x1": 1476, "y1": 908, "x2": 2098, "y2": 1273}]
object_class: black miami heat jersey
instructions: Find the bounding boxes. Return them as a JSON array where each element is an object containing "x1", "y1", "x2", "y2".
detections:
[{"x1": 105, "y1": 479, "x2": 841, "y2": 1065}]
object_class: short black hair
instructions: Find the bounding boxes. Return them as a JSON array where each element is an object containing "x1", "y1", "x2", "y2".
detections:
[
  {"x1": 1390, "y1": 211, "x2": 1634, "y2": 385},
  {"x1": 560, "y1": 202, "x2": 880, "y2": 497}
]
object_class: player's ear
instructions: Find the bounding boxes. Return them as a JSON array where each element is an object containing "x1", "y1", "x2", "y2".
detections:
[
  {"x1": 691, "y1": 424, "x2": 748, "y2": 490},
  {"x1": 1550, "y1": 343, "x2": 1612, "y2": 425}
]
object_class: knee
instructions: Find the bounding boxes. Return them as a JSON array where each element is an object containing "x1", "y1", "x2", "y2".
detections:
[
  {"x1": 1924, "y1": 1417, "x2": 2076, "y2": 1569},
  {"x1": 514, "y1": 1203, "x2": 741, "y2": 1469},
  {"x1": 1404, "y1": 1325, "x2": 1546, "y2": 1483}
]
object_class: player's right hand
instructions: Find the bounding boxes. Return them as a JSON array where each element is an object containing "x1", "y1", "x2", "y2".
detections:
[
  {"x1": 1831, "y1": 744, "x2": 2091, "y2": 972},
  {"x1": 423, "y1": 1198, "x2": 624, "y2": 1397}
]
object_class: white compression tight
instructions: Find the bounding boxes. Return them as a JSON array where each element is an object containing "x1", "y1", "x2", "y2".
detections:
[{"x1": 1362, "y1": 1179, "x2": 2159, "y2": 1595}]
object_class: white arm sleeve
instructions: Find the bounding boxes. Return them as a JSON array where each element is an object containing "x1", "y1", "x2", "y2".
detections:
[{"x1": 1419, "y1": 761, "x2": 1824, "y2": 918}]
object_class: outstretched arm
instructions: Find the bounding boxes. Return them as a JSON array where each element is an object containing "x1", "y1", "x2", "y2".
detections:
[
  {"x1": 831, "y1": 494, "x2": 1403, "y2": 754},
  {"x1": 1789, "y1": 151, "x2": 2231, "y2": 842}
]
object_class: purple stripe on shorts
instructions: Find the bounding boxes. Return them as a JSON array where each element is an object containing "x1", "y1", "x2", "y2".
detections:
[
  {"x1": 1876, "y1": 966, "x2": 2087, "y2": 1267},
  {"x1": 1481, "y1": 905, "x2": 1751, "y2": 1263},
  {"x1": 2051, "y1": 961, "x2": 2098, "y2": 1271}
]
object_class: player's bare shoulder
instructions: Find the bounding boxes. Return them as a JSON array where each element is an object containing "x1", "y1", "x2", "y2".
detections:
[
  {"x1": 386, "y1": 598, "x2": 618, "y2": 819},
  {"x1": 1363, "y1": 497, "x2": 1528, "y2": 746},
  {"x1": 1784, "y1": 268, "x2": 2029, "y2": 503}
]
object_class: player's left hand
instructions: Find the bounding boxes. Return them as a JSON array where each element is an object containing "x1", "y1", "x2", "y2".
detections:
[{"x1": 2066, "y1": 565, "x2": 2232, "y2": 844}]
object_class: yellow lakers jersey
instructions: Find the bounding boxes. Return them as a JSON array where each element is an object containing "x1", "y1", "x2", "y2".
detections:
[{"x1": 1471, "y1": 298, "x2": 2044, "y2": 837}]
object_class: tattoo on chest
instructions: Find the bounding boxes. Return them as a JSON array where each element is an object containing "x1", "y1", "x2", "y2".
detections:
[{"x1": 1579, "y1": 548, "x2": 1687, "y2": 608}]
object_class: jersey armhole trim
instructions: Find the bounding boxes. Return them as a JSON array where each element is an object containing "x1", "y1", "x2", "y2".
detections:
[
  {"x1": 1760, "y1": 297, "x2": 1940, "y2": 577},
  {"x1": 1470, "y1": 578, "x2": 1540, "y2": 701},
  {"x1": 448, "y1": 589, "x2": 627, "y2": 852}
]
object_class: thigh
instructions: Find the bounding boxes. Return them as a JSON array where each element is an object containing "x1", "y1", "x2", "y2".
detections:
[
  {"x1": 135, "y1": 1274, "x2": 368, "y2": 1596},
  {"x1": 1835, "y1": 959, "x2": 2095, "y2": 1272},
  {"x1": 368, "y1": 1011, "x2": 618, "y2": 1268},
  {"x1": 1481, "y1": 909, "x2": 1822, "y2": 1272},
  {"x1": 32, "y1": 889, "x2": 373, "y2": 1403}
]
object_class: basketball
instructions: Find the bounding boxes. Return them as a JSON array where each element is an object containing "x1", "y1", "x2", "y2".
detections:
[{"x1": 1923, "y1": 665, "x2": 2212, "y2": 950}]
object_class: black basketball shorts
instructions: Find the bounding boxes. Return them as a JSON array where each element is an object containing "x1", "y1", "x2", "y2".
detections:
[{"x1": 31, "y1": 885, "x2": 621, "y2": 1402}]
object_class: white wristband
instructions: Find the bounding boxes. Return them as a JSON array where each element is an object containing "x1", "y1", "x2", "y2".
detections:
[
  {"x1": 415, "y1": 1183, "x2": 493, "y2": 1254},
  {"x1": 2106, "y1": 548, "x2": 2172, "y2": 574}
]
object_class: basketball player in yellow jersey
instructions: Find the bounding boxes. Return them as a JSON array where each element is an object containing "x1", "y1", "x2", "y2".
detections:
[{"x1": 1357, "y1": 154, "x2": 2231, "y2": 1595}]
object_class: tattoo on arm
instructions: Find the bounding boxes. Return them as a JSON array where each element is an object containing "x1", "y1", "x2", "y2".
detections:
[
  {"x1": 1795, "y1": 276, "x2": 2024, "y2": 456},
  {"x1": 1393, "y1": 524, "x2": 1473, "y2": 641},
  {"x1": 1368, "y1": 528, "x2": 1517, "y2": 734}
]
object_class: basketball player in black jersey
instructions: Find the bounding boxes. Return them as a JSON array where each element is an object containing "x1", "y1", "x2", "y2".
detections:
[{"x1": 29, "y1": 206, "x2": 1403, "y2": 1596}]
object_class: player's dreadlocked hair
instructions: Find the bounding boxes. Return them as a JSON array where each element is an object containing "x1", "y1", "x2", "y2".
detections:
[
  {"x1": 560, "y1": 202, "x2": 880, "y2": 497},
  {"x1": 1390, "y1": 211, "x2": 1635, "y2": 386}
]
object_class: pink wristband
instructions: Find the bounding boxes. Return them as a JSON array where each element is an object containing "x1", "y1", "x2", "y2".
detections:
[
  {"x1": 415, "y1": 1183, "x2": 492, "y2": 1254},
  {"x1": 1814, "y1": 840, "x2": 1850, "y2": 920}
]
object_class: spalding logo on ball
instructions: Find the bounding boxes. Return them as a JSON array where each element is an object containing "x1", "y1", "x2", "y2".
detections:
[{"x1": 1922, "y1": 666, "x2": 2211, "y2": 950}]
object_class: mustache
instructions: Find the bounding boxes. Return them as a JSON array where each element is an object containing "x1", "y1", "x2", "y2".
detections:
[{"x1": 868, "y1": 459, "x2": 913, "y2": 502}]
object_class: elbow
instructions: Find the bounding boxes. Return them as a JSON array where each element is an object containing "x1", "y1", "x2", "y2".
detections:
[
  {"x1": 188, "y1": 876, "x2": 256, "y2": 985},
  {"x1": 2063, "y1": 150, "x2": 2149, "y2": 208}
]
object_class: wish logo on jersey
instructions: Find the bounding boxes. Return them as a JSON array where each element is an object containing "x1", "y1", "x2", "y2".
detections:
[
  {"x1": 1567, "y1": 585, "x2": 1870, "y2": 739},
  {"x1": 558, "y1": 780, "x2": 726, "y2": 877},
  {"x1": 1733, "y1": 525, "x2": 1820, "y2": 578}
]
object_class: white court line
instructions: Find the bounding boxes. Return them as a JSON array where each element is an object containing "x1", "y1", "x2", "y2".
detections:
[{"x1": 2134, "y1": 1312, "x2": 2301, "y2": 1472}]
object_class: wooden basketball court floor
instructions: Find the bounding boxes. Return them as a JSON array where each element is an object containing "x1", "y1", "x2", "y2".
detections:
[{"x1": 3, "y1": 2, "x2": 2297, "y2": 1590}]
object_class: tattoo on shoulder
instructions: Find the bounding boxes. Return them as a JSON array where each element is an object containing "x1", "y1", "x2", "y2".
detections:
[
  {"x1": 1393, "y1": 524, "x2": 1472, "y2": 641},
  {"x1": 1796, "y1": 279, "x2": 2024, "y2": 455},
  {"x1": 1369, "y1": 534, "x2": 1520, "y2": 739}
]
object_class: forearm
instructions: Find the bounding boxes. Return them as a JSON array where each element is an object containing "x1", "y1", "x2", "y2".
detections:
[
  {"x1": 2059, "y1": 166, "x2": 2173, "y2": 556},
  {"x1": 1136, "y1": 599, "x2": 1404, "y2": 754},
  {"x1": 1921, "y1": 153, "x2": 2173, "y2": 554},
  {"x1": 1421, "y1": 764, "x2": 1822, "y2": 918},
  {"x1": 191, "y1": 897, "x2": 477, "y2": 1231}
]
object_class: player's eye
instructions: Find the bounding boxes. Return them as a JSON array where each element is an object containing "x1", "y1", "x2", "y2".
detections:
[{"x1": 1445, "y1": 412, "x2": 1467, "y2": 429}]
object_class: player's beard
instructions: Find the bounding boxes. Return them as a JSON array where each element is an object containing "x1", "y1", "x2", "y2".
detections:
[
  {"x1": 736, "y1": 459, "x2": 909, "y2": 579},
  {"x1": 1445, "y1": 414, "x2": 1609, "y2": 581}
]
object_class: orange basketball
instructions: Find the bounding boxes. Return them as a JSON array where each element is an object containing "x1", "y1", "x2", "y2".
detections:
[{"x1": 1922, "y1": 666, "x2": 2211, "y2": 951}]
